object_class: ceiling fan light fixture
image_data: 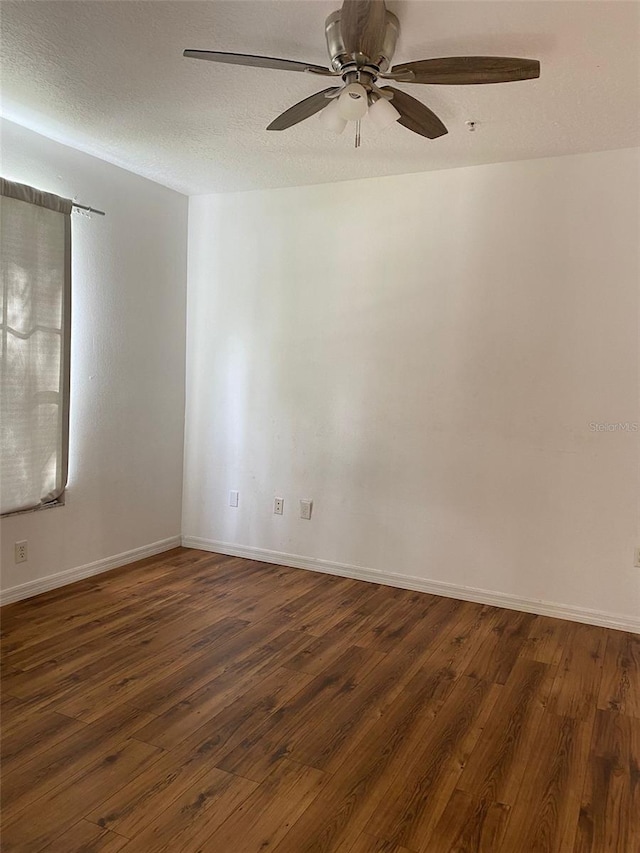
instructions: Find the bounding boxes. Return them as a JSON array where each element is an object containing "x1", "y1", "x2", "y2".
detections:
[
  {"x1": 337, "y1": 83, "x2": 368, "y2": 121},
  {"x1": 368, "y1": 95, "x2": 401, "y2": 129},
  {"x1": 319, "y1": 98, "x2": 348, "y2": 134}
]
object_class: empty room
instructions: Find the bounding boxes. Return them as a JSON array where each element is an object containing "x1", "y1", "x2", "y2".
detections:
[{"x1": 1, "y1": 1, "x2": 639, "y2": 851}]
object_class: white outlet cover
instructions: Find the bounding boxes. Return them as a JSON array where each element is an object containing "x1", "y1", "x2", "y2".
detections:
[{"x1": 15, "y1": 540, "x2": 27, "y2": 563}]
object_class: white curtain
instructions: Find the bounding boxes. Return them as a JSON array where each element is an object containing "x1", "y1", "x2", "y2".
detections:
[{"x1": 1, "y1": 179, "x2": 72, "y2": 515}]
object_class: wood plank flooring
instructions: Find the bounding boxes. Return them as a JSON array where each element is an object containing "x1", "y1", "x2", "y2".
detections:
[{"x1": 1, "y1": 547, "x2": 638, "y2": 852}]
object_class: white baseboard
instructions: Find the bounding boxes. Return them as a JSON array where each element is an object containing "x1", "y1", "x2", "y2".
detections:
[
  {"x1": 182, "y1": 536, "x2": 640, "y2": 634},
  {"x1": 0, "y1": 536, "x2": 182, "y2": 606}
]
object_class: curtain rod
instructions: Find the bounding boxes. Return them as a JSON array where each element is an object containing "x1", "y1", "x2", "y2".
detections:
[{"x1": 72, "y1": 202, "x2": 105, "y2": 216}]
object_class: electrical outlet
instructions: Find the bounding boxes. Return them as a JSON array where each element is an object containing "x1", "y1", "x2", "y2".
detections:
[
  {"x1": 15, "y1": 541, "x2": 27, "y2": 564},
  {"x1": 635, "y1": 547, "x2": 640, "y2": 568},
  {"x1": 229, "y1": 490, "x2": 239, "y2": 508},
  {"x1": 273, "y1": 497, "x2": 284, "y2": 515},
  {"x1": 300, "y1": 499, "x2": 313, "y2": 520}
]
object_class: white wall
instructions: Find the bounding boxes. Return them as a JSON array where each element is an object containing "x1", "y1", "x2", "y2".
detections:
[
  {"x1": 1, "y1": 119, "x2": 188, "y2": 600},
  {"x1": 184, "y1": 148, "x2": 640, "y2": 629}
]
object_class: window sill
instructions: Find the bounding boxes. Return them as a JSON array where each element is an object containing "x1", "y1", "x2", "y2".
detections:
[{"x1": 1, "y1": 496, "x2": 66, "y2": 519}]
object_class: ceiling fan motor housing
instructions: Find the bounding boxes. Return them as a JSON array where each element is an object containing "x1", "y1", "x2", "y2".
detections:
[{"x1": 325, "y1": 8, "x2": 399, "y2": 74}]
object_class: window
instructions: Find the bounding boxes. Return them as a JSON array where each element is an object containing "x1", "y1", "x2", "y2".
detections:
[{"x1": 1, "y1": 179, "x2": 72, "y2": 515}]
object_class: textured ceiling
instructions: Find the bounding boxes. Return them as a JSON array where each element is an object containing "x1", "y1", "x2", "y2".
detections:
[{"x1": 1, "y1": 1, "x2": 639, "y2": 194}]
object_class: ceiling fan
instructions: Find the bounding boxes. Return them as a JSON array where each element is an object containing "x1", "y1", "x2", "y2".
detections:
[{"x1": 184, "y1": 0, "x2": 540, "y2": 145}]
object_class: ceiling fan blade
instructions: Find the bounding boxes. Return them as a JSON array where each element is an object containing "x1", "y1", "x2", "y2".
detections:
[
  {"x1": 390, "y1": 56, "x2": 540, "y2": 85},
  {"x1": 384, "y1": 87, "x2": 447, "y2": 139},
  {"x1": 340, "y1": 0, "x2": 387, "y2": 62},
  {"x1": 267, "y1": 88, "x2": 341, "y2": 131},
  {"x1": 183, "y1": 50, "x2": 334, "y2": 76}
]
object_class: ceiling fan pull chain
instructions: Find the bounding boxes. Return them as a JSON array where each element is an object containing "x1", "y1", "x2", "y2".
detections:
[{"x1": 355, "y1": 119, "x2": 361, "y2": 148}]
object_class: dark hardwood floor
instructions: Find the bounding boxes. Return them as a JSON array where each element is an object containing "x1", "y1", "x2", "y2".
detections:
[{"x1": 1, "y1": 547, "x2": 638, "y2": 852}]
